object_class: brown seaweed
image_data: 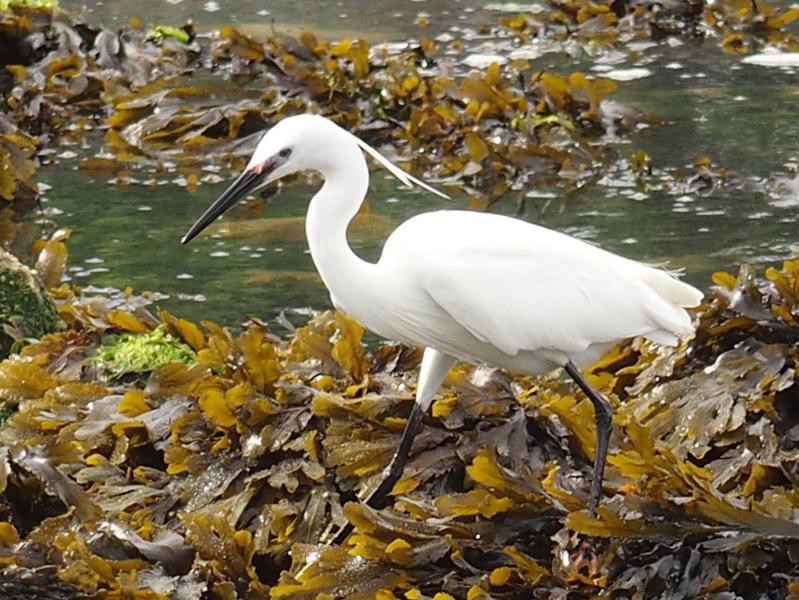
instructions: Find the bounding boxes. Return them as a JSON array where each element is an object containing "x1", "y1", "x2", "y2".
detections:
[
  {"x1": 2, "y1": 1, "x2": 799, "y2": 597},
  {"x1": 0, "y1": 256, "x2": 795, "y2": 597}
]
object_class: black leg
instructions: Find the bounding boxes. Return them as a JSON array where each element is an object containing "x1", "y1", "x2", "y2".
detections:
[
  {"x1": 328, "y1": 400, "x2": 426, "y2": 544},
  {"x1": 564, "y1": 361, "x2": 613, "y2": 516}
]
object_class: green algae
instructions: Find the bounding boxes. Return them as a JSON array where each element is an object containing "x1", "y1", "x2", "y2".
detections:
[
  {"x1": 90, "y1": 325, "x2": 197, "y2": 380},
  {"x1": 147, "y1": 23, "x2": 195, "y2": 46}
]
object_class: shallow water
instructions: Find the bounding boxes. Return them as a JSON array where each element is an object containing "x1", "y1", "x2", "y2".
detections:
[
  {"x1": 40, "y1": 2, "x2": 799, "y2": 327},
  {"x1": 60, "y1": 0, "x2": 513, "y2": 41}
]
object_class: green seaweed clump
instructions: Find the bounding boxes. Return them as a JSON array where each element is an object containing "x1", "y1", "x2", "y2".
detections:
[
  {"x1": 147, "y1": 23, "x2": 195, "y2": 46},
  {"x1": 0, "y1": 0, "x2": 58, "y2": 9},
  {"x1": 0, "y1": 248, "x2": 58, "y2": 357},
  {"x1": 91, "y1": 325, "x2": 196, "y2": 379}
]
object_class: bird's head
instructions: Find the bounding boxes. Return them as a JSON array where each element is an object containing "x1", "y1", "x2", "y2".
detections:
[
  {"x1": 181, "y1": 114, "x2": 337, "y2": 244},
  {"x1": 181, "y1": 114, "x2": 448, "y2": 244}
]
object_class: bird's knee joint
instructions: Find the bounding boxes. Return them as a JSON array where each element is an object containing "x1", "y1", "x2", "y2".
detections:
[
  {"x1": 595, "y1": 401, "x2": 613, "y2": 427},
  {"x1": 600, "y1": 402, "x2": 613, "y2": 420}
]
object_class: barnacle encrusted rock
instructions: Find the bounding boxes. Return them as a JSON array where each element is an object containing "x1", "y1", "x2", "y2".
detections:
[{"x1": 0, "y1": 247, "x2": 58, "y2": 357}]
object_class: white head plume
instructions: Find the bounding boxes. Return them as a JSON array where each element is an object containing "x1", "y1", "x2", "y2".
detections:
[{"x1": 347, "y1": 133, "x2": 450, "y2": 200}]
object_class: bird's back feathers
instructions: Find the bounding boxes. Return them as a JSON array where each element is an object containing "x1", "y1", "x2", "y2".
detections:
[{"x1": 379, "y1": 210, "x2": 702, "y2": 360}]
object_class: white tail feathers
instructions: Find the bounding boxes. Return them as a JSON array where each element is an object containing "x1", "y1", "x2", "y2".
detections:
[
  {"x1": 637, "y1": 267, "x2": 703, "y2": 346},
  {"x1": 644, "y1": 329, "x2": 679, "y2": 346},
  {"x1": 639, "y1": 267, "x2": 704, "y2": 308}
]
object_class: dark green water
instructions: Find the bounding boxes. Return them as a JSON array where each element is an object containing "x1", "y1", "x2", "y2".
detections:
[
  {"x1": 60, "y1": 0, "x2": 508, "y2": 41},
  {"x1": 38, "y1": 3, "x2": 799, "y2": 328}
]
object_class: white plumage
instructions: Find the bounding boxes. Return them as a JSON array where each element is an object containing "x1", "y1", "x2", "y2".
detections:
[{"x1": 374, "y1": 209, "x2": 700, "y2": 365}]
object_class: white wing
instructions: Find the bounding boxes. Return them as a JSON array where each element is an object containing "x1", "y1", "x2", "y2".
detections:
[{"x1": 387, "y1": 211, "x2": 701, "y2": 357}]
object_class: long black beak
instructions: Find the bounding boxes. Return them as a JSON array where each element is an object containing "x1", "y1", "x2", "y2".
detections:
[{"x1": 182, "y1": 167, "x2": 268, "y2": 244}]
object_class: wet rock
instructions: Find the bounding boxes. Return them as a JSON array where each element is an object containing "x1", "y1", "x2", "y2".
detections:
[
  {"x1": 0, "y1": 569, "x2": 90, "y2": 600},
  {"x1": 0, "y1": 248, "x2": 58, "y2": 358}
]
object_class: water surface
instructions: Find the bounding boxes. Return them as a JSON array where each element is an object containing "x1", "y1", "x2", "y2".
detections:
[{"x1": 40, "y1": 2, "x2": 799, "y2": 327}]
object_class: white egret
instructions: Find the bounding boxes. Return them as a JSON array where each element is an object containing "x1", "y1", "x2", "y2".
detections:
[{"x1": 182, "y1": 114, "x2": 702, "y2": 543}]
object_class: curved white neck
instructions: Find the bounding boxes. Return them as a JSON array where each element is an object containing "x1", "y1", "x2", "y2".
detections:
[{"x1": 305, "y1": 141, "x2": 375, "y2": 299}]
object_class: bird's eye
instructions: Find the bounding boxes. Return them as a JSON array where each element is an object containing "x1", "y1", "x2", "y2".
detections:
[{"x1": 278, "y1": 148, "x2": 292, "y2": 159}]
